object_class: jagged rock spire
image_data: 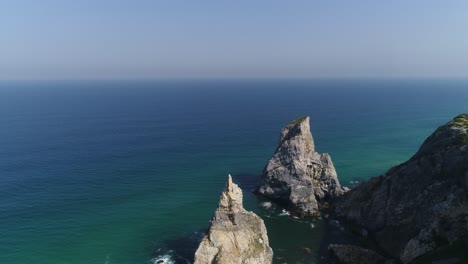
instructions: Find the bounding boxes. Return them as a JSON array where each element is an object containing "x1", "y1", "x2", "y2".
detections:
[
  {"x1": 194, "y1": 175, "x2": 273, "y2": 264},
  {"x1": 257, "y1": 116, "x2": 344, "y2": 216},
  {"x1": 217, "y1": 174, "x2": 243, "y2": 212}
]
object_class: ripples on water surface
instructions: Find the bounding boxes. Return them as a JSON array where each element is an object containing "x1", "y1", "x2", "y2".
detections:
[{"x1": 0, "y1": 79, "x2": 467, "y2": 263}]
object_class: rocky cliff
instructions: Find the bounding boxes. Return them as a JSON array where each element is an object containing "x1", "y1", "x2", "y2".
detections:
[
  {"x1": 257, "y1": 116, "x2": 344, "y2": 217},
  {"x1": 194, "y1": 175, "x2": 273, "y2": 264},
  {"x1": 333, "y1": 114, "x2": 468, "y2": 263}
]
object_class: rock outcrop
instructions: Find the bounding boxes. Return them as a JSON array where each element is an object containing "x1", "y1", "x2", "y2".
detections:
[
  {"x1": 333, "y1": 114, "x2": 468, "y2": 263},
  {"x1": 257, "y1": 116, "x2": 344, "y2": 216},
  {"x1": 328, "y1": 244, "x2": 396, "y2": 264},
  {"x1": 194, "y1": 175, "x2": 273, "y2": 264}
]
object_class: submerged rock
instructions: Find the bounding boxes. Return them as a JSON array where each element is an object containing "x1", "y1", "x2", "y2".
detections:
[
  {"x1": 194, "y1": 175, "x2": 273, "y2": 264},
  {"x1": 333, "y1": 114, "x2": 468, "y2": 263},
  {"x1": 257, "y1": 116, "x2": 344, "y2": 216}
]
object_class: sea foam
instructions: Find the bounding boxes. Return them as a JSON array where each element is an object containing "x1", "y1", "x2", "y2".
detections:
[
  {"x1": 278, "y1": 209, "x2": 290, "y2": 216},
  {"x1": 260, "y1": 201, "x2": 273, "y2": 209},
  {"x1": 151, "y1": 252, "x2": 175, "y2": 264}
]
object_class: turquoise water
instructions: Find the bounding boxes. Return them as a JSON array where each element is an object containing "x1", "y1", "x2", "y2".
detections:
[{"x1": 1, "y1": 79, "x2": 467, "y2": 264}]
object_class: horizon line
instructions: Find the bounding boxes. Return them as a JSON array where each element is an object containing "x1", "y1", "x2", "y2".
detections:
[{"x1": 2, "y1": 76, "x2": 468, "y2": 82}]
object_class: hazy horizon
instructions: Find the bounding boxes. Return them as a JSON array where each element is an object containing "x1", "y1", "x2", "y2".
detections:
[{"x1": 2, "y1": 1, "x2": 468, "y2": 80}]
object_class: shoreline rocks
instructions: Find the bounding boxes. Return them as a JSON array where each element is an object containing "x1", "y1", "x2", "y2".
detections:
[
  {"x1": 192, "y1": 114, "x2": 468, "y2": 264},
  {"x1": 194, "y1": 175, "x2": 273, "y2": 264},
  {"x1": 332, "y1": 114, "x2": 468, "y2": 263},
  {"x1": 257, "y1": 116, "x2": 344, "y2": 217},
  {"x1": 328, "y1": 244, "x2": 396, "y2": 264}
]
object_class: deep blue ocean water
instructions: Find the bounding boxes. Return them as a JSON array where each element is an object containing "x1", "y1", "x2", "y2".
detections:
[{"x1": 0, "y1": 79, "x2": 467, "y2": 264}]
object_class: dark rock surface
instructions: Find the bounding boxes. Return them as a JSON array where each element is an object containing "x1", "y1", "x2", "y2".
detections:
[
  {"x1": 333, "y1": 114, "x2": 468, "y2": 263},
  {"x1": 328, "y1": 244, "x2": 396, "y2": 264},
  {"x1": 257, "y1": 116, "x2": 344, "y2": 216}
]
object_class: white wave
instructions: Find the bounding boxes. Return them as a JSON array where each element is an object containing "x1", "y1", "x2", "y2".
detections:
[
  {"x1": 278, "y1": 209, "x2": 290, "y2": 216},
  {"x1": 260, "y1": 201, "x2": 272, "y2": 209},
  {"x1": 151, "y1": 252, "x2": 176, "y2": 264}
]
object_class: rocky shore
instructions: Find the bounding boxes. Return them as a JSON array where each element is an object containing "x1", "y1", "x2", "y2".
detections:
[
  {"x1": 331, "y1": 114, "x2": 468, "y2": 263},
  {"x1": 193, "y1": 114, "x2": 467, "y2": 264}
]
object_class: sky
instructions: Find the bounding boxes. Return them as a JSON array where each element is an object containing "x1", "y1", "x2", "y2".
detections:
[{"x1": 1, "y1": 0, "x2": 468, "y2": 80}]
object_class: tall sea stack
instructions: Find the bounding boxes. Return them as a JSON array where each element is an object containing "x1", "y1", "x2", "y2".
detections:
[
  {"x1": 332, "y1": 114, "x2": 468, "y2": 263},
  {"x1": 257, "y1": 116, "x2": 344, "y2": 216},
  {"x1": 194, "y1": 175, "x2": 273, "y2": 264}
]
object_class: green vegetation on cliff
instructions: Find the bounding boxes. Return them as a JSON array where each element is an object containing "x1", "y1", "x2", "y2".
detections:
[
  {"x1": 450, "y1": 114, "x2": 468, "y2": 129},
  {"x1": 288, "y1": 116, "x2": 308, "y2": 125},
  {"x1": 449, "y1": 114, "x2": 468, "y2": 146}
]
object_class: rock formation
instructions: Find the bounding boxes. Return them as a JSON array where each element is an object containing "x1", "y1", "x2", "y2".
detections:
[
  {"x1": 257, "y1": 116, "x2": 344, "y2": 216},
  {"x1": 194, "y1": 175, "x2": 273, "y2": 264},
  {"x1": 328, "y1": 244, "x2": 396, "y2": 264},
  {"x1": 333, "y1": 114, "x2": 468, "y2": 263}
]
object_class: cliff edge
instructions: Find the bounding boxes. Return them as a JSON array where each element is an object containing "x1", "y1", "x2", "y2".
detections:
[{"x1": 333, "y1": 114, "x2": 468, "y2": 263}]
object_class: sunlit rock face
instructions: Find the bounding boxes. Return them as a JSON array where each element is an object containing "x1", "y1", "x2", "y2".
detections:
[
  {"x1": 194, "y1": 175, "x2": 273, "y2": 264},
  {"x1": 258, "y1": 116, "x2": 344, "y2": 216}
]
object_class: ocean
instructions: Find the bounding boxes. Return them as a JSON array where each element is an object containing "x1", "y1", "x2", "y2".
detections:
[{"x1": 1, "y1": 79, "x2": 467, "y2": 264}]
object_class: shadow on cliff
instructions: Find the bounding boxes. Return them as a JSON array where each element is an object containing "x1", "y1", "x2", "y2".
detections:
[{"x1": 316, "y1": 218, "x2": 360, "y2": 264}]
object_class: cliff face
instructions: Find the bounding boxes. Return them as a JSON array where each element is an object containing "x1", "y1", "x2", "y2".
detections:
[
  {"x1": 194, "y1": 175, "x2": 273, "y2": 264},
  {"x1": 257, "y1": 116, "x2": 344, "y2": 216},
  {"x1": 333, "y1": 114, "x2": 468, "y2": 263}
]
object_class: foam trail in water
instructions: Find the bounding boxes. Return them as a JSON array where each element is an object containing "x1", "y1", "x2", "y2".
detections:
[
  {"x1": 278, "y1": 209, "x2": 290, "y2": 216},
  {"x1": 151, "y1": 252, "x2": 176, "y2": 264},
  {"x1": 260, "y1": 201, "x2": 272, "y2": 209}
]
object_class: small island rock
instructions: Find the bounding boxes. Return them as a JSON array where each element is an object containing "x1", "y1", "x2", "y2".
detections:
[
  {"x1": 257, "y1": 116, "x2": 344, "y2": 216},
  {"x1": 194, "y1": 175, "x2": 273, "y2": 264}
]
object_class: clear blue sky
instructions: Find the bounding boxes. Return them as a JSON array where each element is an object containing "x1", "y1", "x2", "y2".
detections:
[{"x1": 1, "y1": 0, "x2": 468, "y2": 79}]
